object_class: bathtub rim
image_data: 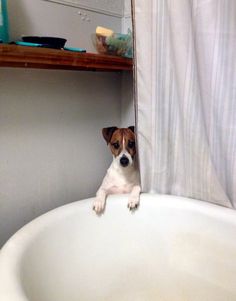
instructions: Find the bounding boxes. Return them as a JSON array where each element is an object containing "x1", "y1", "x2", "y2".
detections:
[
  {"x1": 1, "y1": 193, "x2": 236, "y2": 255},
  {"x1": 0, "y1": 193, "x2": 236, "y2": 301}
]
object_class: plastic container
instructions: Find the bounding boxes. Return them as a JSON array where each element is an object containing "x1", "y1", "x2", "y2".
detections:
[
  {"x1": 0, "y1": 0, "x2": 9, "y2": 43},
  {"x1": 92, "y1": 29, "x2": 133, "y2": 58}
]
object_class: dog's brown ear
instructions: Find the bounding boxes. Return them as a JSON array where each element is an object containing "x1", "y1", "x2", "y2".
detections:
[
  {"x1": 128, "y1": 126, "x2": 135, "y2": 133},
  {"x1": 102, "y1": 127, "x2": 118, "y2": 144}
]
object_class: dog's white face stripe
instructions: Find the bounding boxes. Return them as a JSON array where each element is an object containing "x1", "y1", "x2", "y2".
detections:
[{"x1": 122, "y1": 135, "x2": 125, "y2": 149}]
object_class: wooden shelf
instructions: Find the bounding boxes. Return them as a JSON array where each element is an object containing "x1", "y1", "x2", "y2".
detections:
[{"x1": 0, "y1": 44, "x2": 133, "y2": 72}]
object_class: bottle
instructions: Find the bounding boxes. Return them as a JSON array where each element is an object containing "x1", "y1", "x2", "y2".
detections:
[{"x1": 0, "y1": 0, "x2": 9, "y2": 43}]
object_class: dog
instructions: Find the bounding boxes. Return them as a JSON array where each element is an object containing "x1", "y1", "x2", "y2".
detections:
[{"x1": 93, "y1": 126, "x2": 141, "y2": 213}]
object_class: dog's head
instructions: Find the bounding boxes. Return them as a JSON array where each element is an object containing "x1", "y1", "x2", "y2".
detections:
[{"x1": 102, "y1": 126, "x2": 136, "y2": 168}]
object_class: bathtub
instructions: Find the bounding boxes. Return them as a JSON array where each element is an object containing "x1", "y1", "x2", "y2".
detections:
[{"x1": 1, "y1": 193, "x2": 236, "y2": 301}]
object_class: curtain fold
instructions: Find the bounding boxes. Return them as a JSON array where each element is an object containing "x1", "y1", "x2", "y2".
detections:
[{"x1": 133, "y1": 0, "x2": 236, "y2": 208}]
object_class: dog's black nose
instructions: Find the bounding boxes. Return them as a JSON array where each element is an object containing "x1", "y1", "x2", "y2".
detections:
[{"x1": 120, "y1": 156, "x2": 129, "y2": 167}]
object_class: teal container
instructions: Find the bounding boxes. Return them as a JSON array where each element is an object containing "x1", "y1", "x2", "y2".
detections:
[{"x1": 0, "y1": 0, "x2": 9, "y2": 43}]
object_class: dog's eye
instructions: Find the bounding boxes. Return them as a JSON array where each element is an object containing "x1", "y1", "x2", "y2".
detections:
[
  {"x1": 128, "y1": 141, "x2": 135, "y2": 148},
  {"x1": 112, "y1": 142, "x2": 120, "y2": 149}
]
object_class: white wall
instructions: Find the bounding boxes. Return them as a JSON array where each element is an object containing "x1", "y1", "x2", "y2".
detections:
[
  {"x1": 122, "y1": 0, "x2": 132, "y2": 33},
  {"x1": 0, "y1": 0, "x2": 126, "y2": 247},
  {"x1": 121, "y1": 1, "x2": 134, "y2": 128},
  {"x1": 0, "y1": 68, "x2": 121, "y2": 247},
  {"x1": 121, "y1": 72, "x2": 135, "y2": 127},
  {"x1": 0, "y1": 0, "x2": 134, "y2": 247}
]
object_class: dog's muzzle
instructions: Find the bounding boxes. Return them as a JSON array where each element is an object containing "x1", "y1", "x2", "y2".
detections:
[{"x1": 120, "y1": 155, "x2": 129, "y2": 167}]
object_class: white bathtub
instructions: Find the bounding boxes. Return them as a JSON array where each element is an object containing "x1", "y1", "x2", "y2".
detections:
[{"x1": 1, "y1": 194, "x2": 236, "y2": 301}]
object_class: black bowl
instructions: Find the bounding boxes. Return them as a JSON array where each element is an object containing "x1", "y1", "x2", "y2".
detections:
[{"x1": 22, "y1": 36, "x2": 67, "y2": 49}]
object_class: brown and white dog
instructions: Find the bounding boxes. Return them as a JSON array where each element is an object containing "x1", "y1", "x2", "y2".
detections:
[{"x1": 93, "y1": 126, "x2": 141, "y2": 213}]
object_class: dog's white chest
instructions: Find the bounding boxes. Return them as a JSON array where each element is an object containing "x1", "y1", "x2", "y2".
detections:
[
  {"x1": 107, "y1": 182, "x2": 135, "y2": 194},
  {"x1": 103, "y1": 162, "x2": 139, "y2": 195}
]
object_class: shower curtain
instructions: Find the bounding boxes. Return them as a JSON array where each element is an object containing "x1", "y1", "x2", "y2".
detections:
[{"x1": 133, "y1": 0, "x2": 236, "y2": 208}]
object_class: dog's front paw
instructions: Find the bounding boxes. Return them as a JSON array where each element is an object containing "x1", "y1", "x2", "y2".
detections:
[
  {"x1": 127, "y1": 197, "x2": 139, "y2": 210},
  {"x1": 93, "y1": 197, "x2": 105, "y2": 214}
]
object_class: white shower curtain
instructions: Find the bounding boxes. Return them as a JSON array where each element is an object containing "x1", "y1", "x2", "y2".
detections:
[{"x1": 133, "y1": 0, "x2": 236, "y2": 208}]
